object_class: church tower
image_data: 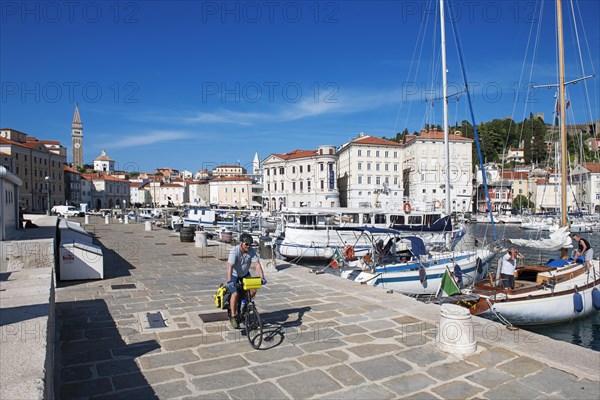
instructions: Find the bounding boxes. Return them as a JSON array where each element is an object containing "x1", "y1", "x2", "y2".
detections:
[{"x1": 71, "y1": 104, "x2": 83, "y2": 168}]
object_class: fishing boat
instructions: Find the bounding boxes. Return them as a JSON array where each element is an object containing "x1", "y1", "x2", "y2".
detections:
[
  {"x1": 175, "y1": 207, "x2": 259, "y2": 230},
  {"x1": 452, "y1": 0, "x2": 600, "y2": 326},
  {"x1": 339, "y1": 227, "x2": 496, "y2": 295}
]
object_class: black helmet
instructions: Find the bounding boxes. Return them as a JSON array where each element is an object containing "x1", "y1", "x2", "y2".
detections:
[{"x1": 240, "y1": 232, "x2": 253, "y2": 246}]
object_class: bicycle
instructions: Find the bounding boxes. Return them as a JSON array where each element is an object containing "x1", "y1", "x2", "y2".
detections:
[{"x1": 228, "y1": 277, "x2": 264, "y2": 349}]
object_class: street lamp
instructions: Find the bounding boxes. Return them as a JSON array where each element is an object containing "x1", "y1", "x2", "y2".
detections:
[{"x1": 45, "y1": 176, "x2": 51, "y2": 216}]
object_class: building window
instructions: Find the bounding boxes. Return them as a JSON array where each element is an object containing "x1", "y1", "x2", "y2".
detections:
[
  {"x1": 307, "y1": 165, "x2": 311, "y2": 172},
  {"x1": 300, "y1": 166, "x2": 303, "y2": 173},
  {"x1": 358, "y1": 176, "x2": 362, "y2": 184},
  {"x1": 367, "y1": 163, "x2": 371, "y2": 171},
  {"x1": 279, "y1": 167, "x2": 284, "y2": 174},
  {"x1": 358, "y1": 162, "x2": 362, "y2": 170},
  {"x1": 358, "y1": 150, "x2": 362, "y2": 156},
  {"x1": 307, "y1": 180, "x2": 311, "y2": 192},
  {"x1": 376, "y1": 150, "x2": 380, "y2": 157},
  {"x1": 385, "y1": 151, "x2": 389, "y2": 157},
  {"x1": 367, "y1": 150, "x2": 371, "y2": 157},
  {"x1": 376, "y1": 164, "x2": 380, "y2": 171},
  {"x1": 367, "y1": 177, "x2": 371, "y2": 184}
]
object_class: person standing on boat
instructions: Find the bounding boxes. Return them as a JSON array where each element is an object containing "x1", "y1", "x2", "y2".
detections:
[
  {"x1": 572, "y1": 234, "x2": 593, "y2": 270},
  {"x1": 226, "y1": 232, "x2": 266, "y2": 329},
  {"x1": 500, "y1": 248, "x2": 524, "y2": 289}
]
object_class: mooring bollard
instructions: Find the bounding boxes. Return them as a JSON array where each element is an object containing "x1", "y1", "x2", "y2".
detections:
[
  {"x1": 104, "y1": 214, "x2": 110, "y2": 225},
  {"x1": 195, "y1": 230, "x2": 208, "y2": 248},
  {"x1": 436, "y1": 304, "x2": 476, "y2": 355},
  {"x1": 145, "y1": 221, "x2": 152, "y2": 231},
  {"x1": 124, "y1": 215, "x2": 129, "y2": 224},
  {"x1": 84, "y1": 214, "x2": 90, "y2": 224}
]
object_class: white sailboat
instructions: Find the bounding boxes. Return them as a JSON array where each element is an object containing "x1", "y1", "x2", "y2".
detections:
[{"x1": 459, "y1": 0, "x2": 600, "y2": 325}]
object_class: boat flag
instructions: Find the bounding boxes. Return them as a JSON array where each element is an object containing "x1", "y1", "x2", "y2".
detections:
[
  {"x1": 437, "y1": 268, "x2": 460, "y2": 297},
  {"x1": 328, "y1": 248, "x2": 343, "y2": 269}
]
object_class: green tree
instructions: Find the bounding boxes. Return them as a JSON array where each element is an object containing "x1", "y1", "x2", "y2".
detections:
[{"x1": 512, "y1": 194, "x2": 534, "y2": 212}]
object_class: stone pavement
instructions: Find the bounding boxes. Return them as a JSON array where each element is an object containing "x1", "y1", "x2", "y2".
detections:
[{"x1": 53, "y1": 218, "x2": 600, "y2": 400}]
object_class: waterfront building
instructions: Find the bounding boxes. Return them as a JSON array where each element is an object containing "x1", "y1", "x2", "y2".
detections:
[
  {"x1": 0, "y1": 166, "x2": 22, "y2": 240},
  {"x1": 337, "y1": 134, "x2": 402, "y2": 209},
  {"x1": 403, "y1": 131, "x2": 474, "y2": 213},
  {"x1": 0, "y1": 128, "x2": 66, "y2": 212},
  {"x1": 262, "y1": 146, "x2": 338, "y2": 211},
  {"x1": 188, "y1": 180, "x2": 210, "y2": 206},
  {"x1": 209, "y1": 176, "x2": 255, "y2": 208},
  {"x1": 64, "y1": 165, "x2": 82, "y2": 207},
  {"x1": 158, "y1": 183, "x2": 187, "y2": 207},
  {"x1": 213, "y1": 165, "x2": 246, "y2": 178},
  {"x1": 82, "y1": 173, "x2": 130, "y2": 210},
  {"x1": 571, "y1": 162, "x2": 600, "y2": 214}
]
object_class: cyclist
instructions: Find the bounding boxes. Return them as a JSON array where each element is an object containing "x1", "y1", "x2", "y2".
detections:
[{"x1": 226, "y1": 232, "x2": 266, "y2": 329}]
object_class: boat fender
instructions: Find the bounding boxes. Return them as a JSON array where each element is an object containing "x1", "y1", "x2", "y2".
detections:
[
  {"x1": 403, "y1": 202, "x2": 412, "y2": 213},
  {"x1": 573, "y1": 292, "x2": 584, "y2": 313},
  {"x1": 453, "y1": 264, "x2": 463, "y2": 287},
  {"x1": 476, "y1": 257, "x2": 483, "y2": 274},
  {"x1": 592, "y1": 288, "x2": 600, "y2": 311},
  {"x1": 418, "y1": 265, "x2": 427, "y2": 287}
]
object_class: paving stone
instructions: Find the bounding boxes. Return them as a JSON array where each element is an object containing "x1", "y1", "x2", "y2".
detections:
[
  {"x1": 403, "y1": 392, "x2": 442, "y2": 400},
  {"x1": 327, "y1": 364, "x2": 366, "y2": 386},
  {"x1": 59, "y1": 378, "x2": 113, "y2": 399},
  {"x1": 484, "y1": 380, "x2": 545, "y2": 400},
  {"x1": 427, "y1": 360, "x2": 480, "y2": 381},
  {"x1": 243, "y1": 344, "x2": 305, "y2": 363},
  {"x1": 358, "y1": 319, "x2": 398, "y2": 331},
  {"x1": 314, "y1": 383, "x2": 395, "y2": 400},
  {"x1": 182, "y1": 392, "x2": 229, "y2": 400},
  {"x1": 464, "y1": 346, "x2": 518, "y2": 368},
  {"x1": 60, "y1": 349, "x2": 113, "y2": 366},
  {"x1": 326, "y1": 349, "x2": 351, "y2": 362},
  {"x1": 497, "y1": 356, "x2": 546, "y2": 377},
  {"x1": 348, "y1": 343, "x2": 403, "y2": 358},
  {"x1": 250, "y1": 359, "x2": 305, "y2": 380},
  {"x1": 351, "y1": 355, "x2": 412, "y2": 381},
  {"x1": 162, "y1": 334, "x2": 223, "y2": 351},
  {"x1": 277, "y1": 370, "x2": 342, "y2": 399},
  {"x1": 90, "y1": 386, "x2": 158, "y2": 400},
  {"x1": 111, "y1": 371, "x2": 150, "y2": 390},
  {"x1": 397, "y1": 345, "x2": 448, "y2": 367},
  {"x1": 383, "y1": 372, "x2": 437, "y2": 396},
  {"x1": 153, "y1": 380, "x2": 193, "y2": 398},
  {"x1": 370, "y1": 328, "x2": 401, "y2": 338},
  {"x1": 465, "y1": 367, "x2": 513, "y2": 389},
  {"x1": 59, "y1": 364, "x2": 94, "y2": 382},
  {"x1": 97, "y1": 359, "x2": 141, "y2": 376},
  {"x1": 431, "y1": 380, "x2": 483, "y2": 399},
  {"x1": 184, "y1": 355, "x2": 249, "y2": 376},
  {"x1": 138, "y1": 350, "x2": 199, "y2": 370},
  {"x1": 521, "y1": 367, "x2": 579, "y2": 394},
  {"x1": 192, "y1": 370, "x2": 257, "y2": 392},
  {"x1": 228, "y1": 381, "x2": 290, "y2": 400},
  {"x1": 558, "y1": 379, "x2": 600, "y2": 400},
  {"x1": 343, "y1": 333, "x2": 376, "y2": 344},
  {"x1": 297, "y1": 353, "x2": 339, "y2": 367},
  {"x1": 336, "y1": 324, "x2": 369, "y2": 335}
]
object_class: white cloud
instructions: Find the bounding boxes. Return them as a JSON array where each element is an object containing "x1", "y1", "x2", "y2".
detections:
[{"x1": 107, "y1": 130, "x2": 192, "y2": 149}]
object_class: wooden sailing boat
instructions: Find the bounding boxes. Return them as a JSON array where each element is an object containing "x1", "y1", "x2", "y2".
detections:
[{"x1": 461, "y1": 0, "x2": 600, "y2": 326}]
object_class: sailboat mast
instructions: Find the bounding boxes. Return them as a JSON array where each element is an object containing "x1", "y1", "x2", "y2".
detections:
[
  {"x1": 557, "y1": 0, "x2": 568, "y2": 229},
  {"x1": 440, "y1": 0, "x2": 451, "y2": 215}
]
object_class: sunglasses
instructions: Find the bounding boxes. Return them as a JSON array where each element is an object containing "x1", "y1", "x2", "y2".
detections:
[{"x1": 242, "y1": 242, "x2": 252, "y2": 246}]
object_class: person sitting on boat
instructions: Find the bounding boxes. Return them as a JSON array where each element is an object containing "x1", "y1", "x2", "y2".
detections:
[
  {"x1": 572, "y1": 234, "x2": 593, "y2": 271},
  {"x1": 499, "y1": 247, "x2": 524, "y2": 289},
  {"x1": 226, "y1": 232, "x2": 266, "y2": 329}
]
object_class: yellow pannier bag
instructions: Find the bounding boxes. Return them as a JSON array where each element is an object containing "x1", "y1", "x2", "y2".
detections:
[
  {"x1": 214, "y1": 284, "x2": 228, "y2": 309},
  {"x1": 243, "y1": 277, "x2": 262, "y2": 290}
]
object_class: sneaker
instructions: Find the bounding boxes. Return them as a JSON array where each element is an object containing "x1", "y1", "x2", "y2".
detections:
[{"x1": 229, "y1": 316, "x2": 239, "y2": 329}]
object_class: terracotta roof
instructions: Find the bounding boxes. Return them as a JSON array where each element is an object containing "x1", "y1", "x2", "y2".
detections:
[
  {"x1": 353, "y1": 136, "x2": 403, "y2": 146},
  {"x1": 501, "y1": 171, "x2": 529, "y2": 180},
  {"x1": 64, "y1": 165, "x2": 80, "y2": 174},
  {"x1": 583, "y1": 163, "x2": 600, "y2": 173},
  {"x1": 162, "y1": 183, "x2": 184, "y2": 188},
  {"x1": 272, "y1": 149, "x2": 318, "y2": 160}
]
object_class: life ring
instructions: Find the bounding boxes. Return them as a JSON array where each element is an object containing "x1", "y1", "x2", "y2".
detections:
[
  {"x1": 403, "y1": 202, "x2": 412, "y2": 213},
  {"x1": 343, "y1": 245, "x2": 355, "y2": 260}
]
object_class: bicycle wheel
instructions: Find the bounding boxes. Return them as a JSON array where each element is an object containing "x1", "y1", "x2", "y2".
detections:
[{"x1": 244, "y1": 304, "x2": 263, "y2": 349}]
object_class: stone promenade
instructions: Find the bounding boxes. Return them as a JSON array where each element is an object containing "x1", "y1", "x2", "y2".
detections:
[{"x1": 54, "y1": 218, "x2": 600, "y2": 399}]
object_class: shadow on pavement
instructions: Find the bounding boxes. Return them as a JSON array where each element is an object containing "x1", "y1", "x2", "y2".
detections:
[
  {"x1": 258, "y1": 306, "x2": 311, "y2": 350},
  {"x1": 55, "y1": 299, "x2": 160, "y2": 399}
]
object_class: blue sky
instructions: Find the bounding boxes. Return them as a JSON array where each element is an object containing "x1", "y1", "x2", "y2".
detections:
[{"x1": 1, "y1": 0, "x2": 599, "y2": 173}]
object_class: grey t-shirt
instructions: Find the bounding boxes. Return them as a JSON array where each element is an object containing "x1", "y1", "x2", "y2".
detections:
[{"x1": 228, "y1": 245, "x2": 259, "y2": 278}]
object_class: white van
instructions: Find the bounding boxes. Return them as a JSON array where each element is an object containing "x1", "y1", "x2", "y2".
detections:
[{"x1": 51, "y1": 205, "x2": 84, "y2": 217}]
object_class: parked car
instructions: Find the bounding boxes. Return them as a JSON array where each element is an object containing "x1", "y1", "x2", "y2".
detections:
[{"x1": 51, "y1": 205, "x2": 84, "y2": 217}]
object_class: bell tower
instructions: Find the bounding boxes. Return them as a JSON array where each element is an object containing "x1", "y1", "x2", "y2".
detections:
[{"x1": 72, "y1": 104, "x2": 83, "y2": 168}]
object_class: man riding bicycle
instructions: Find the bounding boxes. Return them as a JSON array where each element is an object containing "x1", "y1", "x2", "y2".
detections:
[{"x1": 226, "y1": 232, "x2": 266, "y2": 329}]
